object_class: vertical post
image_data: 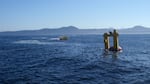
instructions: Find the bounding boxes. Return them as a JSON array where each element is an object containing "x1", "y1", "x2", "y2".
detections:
[
  {"x1": 103, "y1": 33, "x2": 110, "y2": 50},
  {"x1": 113, "y1": 30, "x2": 119, "y2": 50}
]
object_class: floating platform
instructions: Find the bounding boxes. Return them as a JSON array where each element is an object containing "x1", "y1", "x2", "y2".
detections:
[{"x1": 103, "y1": 30, "x2": 122, "y2": 52}]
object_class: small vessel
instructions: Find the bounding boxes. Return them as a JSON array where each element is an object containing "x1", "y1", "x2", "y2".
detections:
[{"x1": 59, "y1": 36, "x2": 68, "y2": 40}]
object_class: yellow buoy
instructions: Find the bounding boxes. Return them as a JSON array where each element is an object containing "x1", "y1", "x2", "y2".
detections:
[
  {"x1": 103, "y1": 33, "x2": 110, "y2": 50},
  {"x1": 113, "y1": 29, "x2": 119, "y2": 50}
]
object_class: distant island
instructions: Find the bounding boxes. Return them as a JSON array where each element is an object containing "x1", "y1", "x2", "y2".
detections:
[{"x1": 0, "y1": 25, "x2": 150, "y2": 36}]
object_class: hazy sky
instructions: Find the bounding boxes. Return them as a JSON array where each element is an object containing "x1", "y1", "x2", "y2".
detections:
[{"x1": 0, "y1": 0, "x2": 150, "y2": 31}]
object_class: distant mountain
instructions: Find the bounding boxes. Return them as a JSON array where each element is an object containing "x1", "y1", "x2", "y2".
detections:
[
  {"x1": 0, "y1": 26, "x2": 79, "y2": 36},
  {"x1": 0, "y1": 25, "x2": 150, "y2": 36},
  {"x1": 119, "y1": 26, "x2": 150, "y2": 34}
]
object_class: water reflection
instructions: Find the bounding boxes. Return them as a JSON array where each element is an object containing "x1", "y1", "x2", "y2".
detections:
[{"x1": 102, "y1": 50, "x2": 122, "y2": 60}]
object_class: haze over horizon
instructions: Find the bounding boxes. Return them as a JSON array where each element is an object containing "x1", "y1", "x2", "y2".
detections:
[{"x1": 0, "y1": 0, "x2": 150, "y2": 32}]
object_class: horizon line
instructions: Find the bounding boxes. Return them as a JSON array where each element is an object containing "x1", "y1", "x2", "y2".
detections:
[{"x1": 0, "y1": 25, "x2": 150, "y2": 32}]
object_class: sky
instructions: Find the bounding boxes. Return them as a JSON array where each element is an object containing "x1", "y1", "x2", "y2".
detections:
[{"x1": 0, "y1": 0, "x2": 150, "y2": 31}]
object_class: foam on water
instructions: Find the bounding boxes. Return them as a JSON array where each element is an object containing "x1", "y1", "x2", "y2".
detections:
[
  {"x1": 49, "y1": 38, "x2": 60, "y2": 41},
  {"x1": 14, "y1": 40, "x2": 43, "y2": 44},
  {"x1": 13, "y1": 40, "x2": 65, "y2": 45}
]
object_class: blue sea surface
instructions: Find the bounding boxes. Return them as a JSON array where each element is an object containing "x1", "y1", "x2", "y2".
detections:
[{"x1": 0, "y1": 34, "x2": 150, "y2": 84}]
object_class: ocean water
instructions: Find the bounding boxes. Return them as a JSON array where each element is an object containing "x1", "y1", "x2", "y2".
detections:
[{"x1": 0, "y1": 34, "x2": 150, "y2": 84}]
